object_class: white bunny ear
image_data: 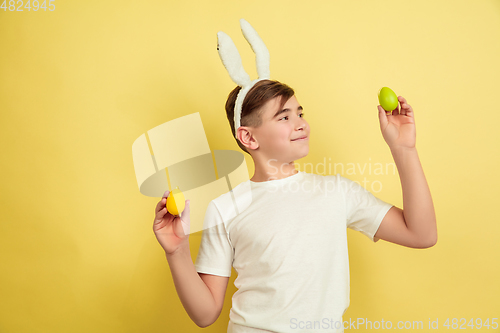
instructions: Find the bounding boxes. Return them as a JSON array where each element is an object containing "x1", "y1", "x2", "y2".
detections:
[
  {"x1": 217, "y1": 19, "x2": 272, "y2": 135},
  {"x1": 217, "y1": 31, "x2": 252, "y2": 87},
  {"x1": 239, "y1": 19, "x2": 270, "y2": 80}
]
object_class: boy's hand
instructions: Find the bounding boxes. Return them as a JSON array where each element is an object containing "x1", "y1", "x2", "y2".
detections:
[
  {"x1": 153, "y1": 191, "x2": 191, "y2": 255},
  {"x1": 377, "y1": 96, "x2": 416, "y2": 149}
]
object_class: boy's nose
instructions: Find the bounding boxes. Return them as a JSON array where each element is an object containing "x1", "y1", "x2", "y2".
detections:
[{"x1": 295, "y1": 118, "x2": 307, "y2": 131}]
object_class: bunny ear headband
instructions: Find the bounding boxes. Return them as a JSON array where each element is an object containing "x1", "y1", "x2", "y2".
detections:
[{"x1": 217, "y1": 18, "x2": 271, "y2": 135}]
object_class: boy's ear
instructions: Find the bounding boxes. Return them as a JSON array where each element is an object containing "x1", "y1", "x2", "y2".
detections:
[{"x1": 237, "y1": 127, "x2": 259, "y2": 151}]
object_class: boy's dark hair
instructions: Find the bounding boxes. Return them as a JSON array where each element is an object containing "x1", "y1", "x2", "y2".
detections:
[{"x1": 225, "y1": 79, "x2": 295, "y2": 155}]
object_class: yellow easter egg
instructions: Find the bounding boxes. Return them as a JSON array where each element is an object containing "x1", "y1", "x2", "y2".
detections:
[{"x1": 166, "y1": 187, "x2": 185, "y2": 216}]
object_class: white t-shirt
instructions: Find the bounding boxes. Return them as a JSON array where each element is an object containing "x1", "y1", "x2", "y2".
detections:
[{"x1": 194, "y1": 171, "x2": 393, "y2": 333}]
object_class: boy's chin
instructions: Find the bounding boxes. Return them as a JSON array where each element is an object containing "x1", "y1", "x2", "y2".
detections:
[{"x1": 293, "y1": 150, "x2": 309, "y2": 160}]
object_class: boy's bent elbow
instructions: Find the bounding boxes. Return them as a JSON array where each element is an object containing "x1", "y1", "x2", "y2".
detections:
[
  {"x1": 196, "y1": 321, "x2": 211, "y2": 329},
  {"x1": 425, "y1": 236, "x2": 437, "y2": 248},
  {"x1": 426, "y1": 229, "x2": 438, "y2": 248},
  {"x1": 194, "y1": 312, "x2": 219, "y2": 328},
  {"x1": 191, "y1": 301, "x2": 222, "y2": 328},
  {"x1": 416, "y1": 234, "x2": 437, "y2": 249}
]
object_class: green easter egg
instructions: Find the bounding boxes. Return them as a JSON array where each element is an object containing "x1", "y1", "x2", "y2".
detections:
[{"x1": 378, "y1": 87, "x2": 399, "y2": 112}]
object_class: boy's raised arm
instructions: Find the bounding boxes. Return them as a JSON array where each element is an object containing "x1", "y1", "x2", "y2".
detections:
[{"x1": 375, "y1": 96, "x2": 437, "y2": 248}]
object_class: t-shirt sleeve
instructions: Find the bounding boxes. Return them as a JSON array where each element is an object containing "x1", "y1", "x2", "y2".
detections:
[
  {"x1": 194, "y1": 200, "x2": 234, "y2": 277},
  {"x1": 338, "y1": 174, "x2": 393, "y2": 243}
]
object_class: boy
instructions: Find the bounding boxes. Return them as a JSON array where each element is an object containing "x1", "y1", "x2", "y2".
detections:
[{"x1": 153, "y1": 22, "x2": 437, "y2": 333}]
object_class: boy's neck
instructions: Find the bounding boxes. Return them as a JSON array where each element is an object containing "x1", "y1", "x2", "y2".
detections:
[{"x1": 250, "y1": 161, "x2": 299, "y2": 182}]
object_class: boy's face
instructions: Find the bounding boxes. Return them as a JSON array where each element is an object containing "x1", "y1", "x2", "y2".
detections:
[{"x1": 249, "y1": 95, "x2": 310, "y2": 165}]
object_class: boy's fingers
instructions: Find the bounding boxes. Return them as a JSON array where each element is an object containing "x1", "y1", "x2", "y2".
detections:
[
  {"x1": 155, "y1": 190, "x2": 170, "y2": 213},
  {"x1": 154, "y1": 207, "x2": 167, "y2": 224},
  {"x1": 155, "y1": 197, "x2": 167, "y2": 213},
  {"x1": 179, "y1": 200, "x2": 191, "y2": 236},
  {"x1": 181, "y1": 200, "x2": 191, "y2": 223},
  {"x1": 377, "y1": 105, "x2": 389, "y2": 130},
  {"x1": 180, "y1": 200, "x2": 191, "y2": 236}
]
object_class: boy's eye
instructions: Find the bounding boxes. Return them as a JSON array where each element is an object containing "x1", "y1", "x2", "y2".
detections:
[{"x1": 279, "y1": 113, "x2": 304, "y2": 121}]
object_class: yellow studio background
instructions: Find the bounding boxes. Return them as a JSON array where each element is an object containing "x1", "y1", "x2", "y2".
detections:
[{"x1": 1, "y1": 0, "x2": 499, "y2": 332}]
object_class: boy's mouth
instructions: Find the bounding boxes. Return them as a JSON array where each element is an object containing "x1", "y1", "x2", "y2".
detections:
[{"x1": 291, "y1": 135, "x2": 308, "y2": 141}]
